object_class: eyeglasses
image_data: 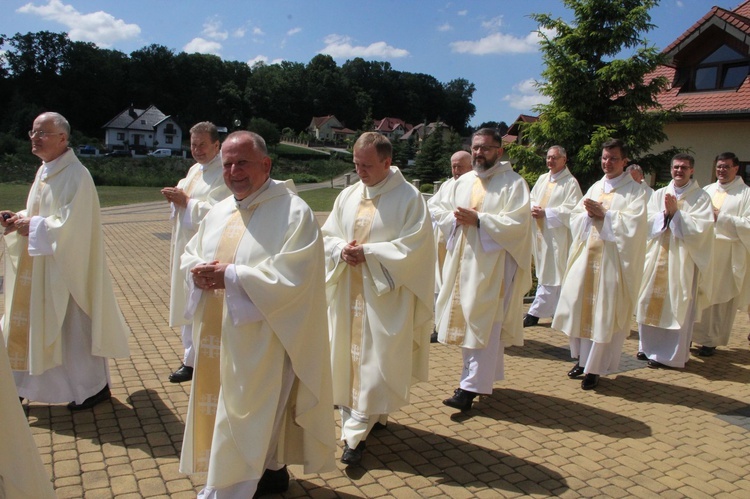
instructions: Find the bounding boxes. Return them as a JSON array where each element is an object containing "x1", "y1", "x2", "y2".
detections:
[
  {"x1": 601, "y1": 156, "x2": 622, "y2": 163},
  {"x1": 716, "y1": 164, "x2": 736, "y2": 170},
  {"x1": 28, "y1": 130, "x2": 64, "y2": 138},
  {"x1": 671, "y1": 165, "x2": 693, "y2": 171},
  {"x1": 471, "y1": 145, "x2": 500, "y2": 153},
  {"x1": 546, "y1": 156, "x2": 562, "y2": 160}
]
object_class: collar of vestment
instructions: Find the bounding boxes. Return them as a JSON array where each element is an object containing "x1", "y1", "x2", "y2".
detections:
[
  {"x1": 549, "y1": 167, "x2": 570, "y2": 182},
  {"x1": 199, "y1": 151, "x2": 223, "y2": 172},
  {"x1": 474, "y1": 160, "x2": 512, "y2": 180},
  {"x1": 601, "y1": 171, "x2": 631, "y2": 193},
  {"x1": 669, "y1": 179, "x2": 697, "y2": 198},
  {"x1": 234, "y1": 178, "x2": 295, "y2": 210},
  {"x1": 361, "y1": 166, "x2": 404, "y2": 199},
  {"x1": 40, "y1": 148, "x2": 76, "y2": 181},
  {"x1": 716, "y1": 176, "x2": 745, "y2": 193}
]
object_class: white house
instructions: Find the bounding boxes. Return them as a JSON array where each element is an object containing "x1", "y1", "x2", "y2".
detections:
[{"x1": 102, "y1": 105, "x2": 182, "y2": 153}]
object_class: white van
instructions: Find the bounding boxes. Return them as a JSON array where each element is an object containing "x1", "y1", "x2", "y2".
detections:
[{"x1": 148, "y1": 148, "x2": 172, "y2": 158}]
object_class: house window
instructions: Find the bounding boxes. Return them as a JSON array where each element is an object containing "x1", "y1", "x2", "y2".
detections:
[
  {"x1": 690, "y1": 44, "x2": 749, "y2": 91},
  {"x1": 165, "y1": 136, "x2": 173, "y2": 144},
  {"x1": 117, "y1": 132, "x2": 125, "y2": 141}
]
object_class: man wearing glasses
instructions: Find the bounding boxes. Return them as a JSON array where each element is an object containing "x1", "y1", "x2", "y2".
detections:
[
  {"x1": 635, "y1": 154, "x2": 714, "y2": 369},
  {"x1": 552, "y1": 139, "x2": 648, "y2": 390},
  {"x1": 1, "y1": 112, "x2": 130, "y2": 410},
  {"x1": 692, "y1": 152, "x2": 750, "y2": 357},
  {"x1": 432, "y1": 128, "x2": 532, "y2": 411},
  {"x1": 524, "y1": 145, "x2": 582, "y2": 328}
]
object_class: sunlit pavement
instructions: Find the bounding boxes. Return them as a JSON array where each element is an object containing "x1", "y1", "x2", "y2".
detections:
[{"x1": 4, "y1": 200, "x2": 750, "y2": 498}]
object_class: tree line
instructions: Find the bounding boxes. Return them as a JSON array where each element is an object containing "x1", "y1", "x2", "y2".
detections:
[{"x1": 0, "y1": 31, "x2": 477, "y2": 144}]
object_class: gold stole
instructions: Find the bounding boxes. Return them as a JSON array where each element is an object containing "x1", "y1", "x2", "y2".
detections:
[
  {"x1": 711, "y1": 189, "x2": 727, "y2": 212},
  {"x1": 348, "y1": 196, "x2": 378, "y2": 411},
  {"x1": 536, "y1": 178, "x2": 556, "y2": 234},
  {"x1": 644, "y1": 198, "x2": 685, "y2": 325},
  {"x1": 6, "y1": 181, "x2": 46, "y2": 370},
  {"x1": 184, "y1": 168, "x2": 204, "y2": 197},
  {"x1": 579, "y1": 191, "x2": 613, "y2": 339},
  {"x1": 191, "y1": 208, "x2": 252, "y2": 472},
  {"x1": 445, "y1": 177, "x2": 487, "y2": 345}
]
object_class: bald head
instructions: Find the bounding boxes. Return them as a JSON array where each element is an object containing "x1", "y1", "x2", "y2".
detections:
[{"x1": 450, "y1": 150, "x2": 472, "y2": 180}]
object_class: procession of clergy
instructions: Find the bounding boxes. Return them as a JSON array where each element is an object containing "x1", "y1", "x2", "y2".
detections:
[{"x1": 3, "y1": 112, "x2": 749, "y2": 498}]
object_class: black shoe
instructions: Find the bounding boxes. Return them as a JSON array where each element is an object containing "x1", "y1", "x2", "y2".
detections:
[
  {"x1": 567, "y1": 363, "x2": 584, "y2": 379},
  {"x1": 372, "y1": 421, "x2": 387, "y2": 431},
  {"x1": 19, "y1": 396, "x2": 24, "y2": 404},
  {"x1": 341, "y1": 441, "x2": 366, "y2": 466},
  {"x1": 442, "y1": 388, "x2": 477, "y2": 412},
  {"x1": 647, "y1": 360, "x2": 668, "y2": 369},
  {"x1": 169, "y1": 364, "x2": 193, "y2": 383},
  {"x1": 430, "y1": 331, "x2": 439, "y2": 343},
  {"x1": 636, "y1": 352, "x2": 648, "y2": 361},
  {"x1": 68, "y1": 385, "x2": 111, "y2": 411},
  {"x1": 523, "y1": 313, "x2": 539, "y2": 327},
  {"x1": 581, "y1": 374, "x2": 599, "y2": 390},
  {"x1": 697, "y1": 346, "x2": 716, "y2": 357},
  {"x1": 254, "y1": 466, "x2": 289, "y2": 497}
]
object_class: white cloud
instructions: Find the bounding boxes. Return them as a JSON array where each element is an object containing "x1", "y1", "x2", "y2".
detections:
[
  {"x1": 457, "y1": 10, "x2": 467, "y2": 16},
  {"x1": 247, "y1": 55, "x2": 268, "y2": 66},
  {"x1": 287, "y1": 27, "x2": 302, "y2": 36},
  {"x1": 271, "y1": 58, "x2": 285, "y2": 65},
  {"x1": 450, "y1": 30, "x2": 541, "y2": 55},
  {"x1": 253, "y1": 27, "x2": 265, "y2": 36},
  {"x1": 183, "y1": 37, "x2": 222, "y2": 55},
  {"x1": 233, "y1": 27, "x2": 246, "y2": 38},
  {"x1": 676, "y1": 1, "x2": 684, "y2": 7},
  {"x1": 202, "y1": 17, "x2": 228, "y2": 41},
  {"x1": 503, "y1": 78, "x2": 551, "y2": 111},
  {"x1": 481, "y1": 16, "x2": 503, "y2": 31},
  {"x1": 319, "y1": 34, "x2": 409, "y2": 59},
  {"x1": 17, "y1": 0, "x2": 140, "y2": 48},
  {"x1": 438, "y1": 23, "x2": 452, "y2": 32}
]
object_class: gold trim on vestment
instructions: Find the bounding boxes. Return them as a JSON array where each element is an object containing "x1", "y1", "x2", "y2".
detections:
[
  {"x1": 7, "y1": 181, "x2": 45, "y2": 371},
  {"x1": 192, "y1": 208, "x2": 253, "y2": 473},
  {"x1": 579, "y1": 192, "x2": 613, "y2": 339},
  {"x1": 711, "y1": 190, "x2": 727, "y2": 211},
  {"x1": 644, "y1": 228, "x2": 671, "y2": 326},
  {"x1": 536, "y1": 178, "x2": 556, "y2": 233},
  {"x1": 445, "y1": 177, "x2": 486, "y2": 345},
  {"x1": 348, "y1": 197, "x2": 378, "y2": 411}
]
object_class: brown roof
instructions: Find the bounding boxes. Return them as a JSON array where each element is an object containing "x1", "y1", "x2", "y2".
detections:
[{"x1": 649, "y1": 1, "x2": 750, "y2": 117}]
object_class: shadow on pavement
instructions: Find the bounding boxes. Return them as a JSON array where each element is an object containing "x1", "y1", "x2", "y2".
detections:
[{"x1": 28, "y1": 388, "x2": 184, "y2": 460}]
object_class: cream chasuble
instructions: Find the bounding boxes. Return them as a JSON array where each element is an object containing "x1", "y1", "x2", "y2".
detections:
[
  {"x1": 431, "y1": 162, "x2": 532, "y2": 349},
  {"x1": 529, "y1": 169, "x2": 582, "y2": 287},
  {"x1": 552, "y1": 173, "x2": 647, "y2": 344},
  {"x1": 323, "y1": 167, "x2": 435, "y2": 416},
  {"x1": 2, "y1": 148, "x2": 130, "y2": 375},
  {"x1": 180, "y1": 180, "x2": 335, "y2": 487},
  {"x1": 168, "y1": 154, "x2": 231, "y2": 327},
  {"x1": 636, "y1": 180, "x2": 714, "y2": 330}
]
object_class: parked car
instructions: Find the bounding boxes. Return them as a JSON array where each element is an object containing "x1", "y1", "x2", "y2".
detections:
[
  {"x1": 148, "y1": 148, "x2": 172, "y2": 158},
  {"x1": 78, "y1": 145, "x2": 98, "y2": 155},
  {"x1": 105, "y1": 150, "x2": 131, "y2": 158}
]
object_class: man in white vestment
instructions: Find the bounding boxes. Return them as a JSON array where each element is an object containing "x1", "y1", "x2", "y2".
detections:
[
  {"x1": 1, "y1": 112, "x2": 130, "y2": 410},
  {"x1": 323, "y1": 132, "x2": 435, "y2": 466},
  {"x1": 636, "y1": 153, "x2": 714, "y2": 369},
  {"x1": 0, "y1": 338, "x2": 56, "y2": 498},
  {"x1": 428, "y1": 150, "x2": 472, "y2": 343},
  {"x1": 626, "y1": 163, "x2": 654, "y2": 199},
  {"x1": 431, "y1": 128, "x2": 532, "y2": 411},
  {"x1": 524, "y1": 145, "x2": 582, "y2": 328},
  {"x1": 162, "y1": 122, "x2": 231, "y2": 383},
  {"x1": 552, "y1": 139, "x2": 647, "y2": 390},
  {"x1": 692, "y1": 152, "x2": 750, "y2": 357},
  {"x1": 179, "y1": 131, "x2": 335, "y2": 497}
]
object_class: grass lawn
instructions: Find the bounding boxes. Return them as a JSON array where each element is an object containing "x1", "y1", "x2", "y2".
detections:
[
  {"x1": 0, "y1": 183, "x2": 166, "y2": 211},
  {"x1": 298, "y1": 188, "x2": 339, "y2": 212}
]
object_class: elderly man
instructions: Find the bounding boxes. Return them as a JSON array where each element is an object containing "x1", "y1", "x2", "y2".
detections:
[
  {"x1": 1, "y1": 112, "x2": 130, "y2": 410},
  {"x1": 524, "y1": 145, "x2": 582, "y2": 327},
  {"x1": 162, "y1": 122, "x2": 231, "y2": 384},
  {"x1": 626, "y1": 164, "x2": 654, "y2": 199},
  {"x1": 428, "y1": 150, "x2": 472, "y2": 343},
  {"x1": 179, "y1": 131, "x2": 335, "y2": 497},
  {"x1": 552, "y1": 139, "x2": 647, "y2": 390},
  {"x1": 323, "y1": 132, "x2": 434, "y2": 466},
  {"x1": 692, "y1": 152, "x2": 750, "y2": 357},
  {"x1": 635, "y1": 154, "x2": 714, "y2": 369},
  {"x1": 432, "y1": 128, "x2": 532, "y2": 411}
]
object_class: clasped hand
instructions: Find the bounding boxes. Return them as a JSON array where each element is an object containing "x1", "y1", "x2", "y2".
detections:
[
  {"x1": 341, "y1": 240, "x2": 366, "y2": 266},
  {"x1": 1, "y1": 211, "x2": 31, "y2": 236},
  {"x1": 583, "y1": 198, "x2": 607, "y2": 219},
  {"x1": 191, "y1": 261, "x2": 228, "y2": 289}
]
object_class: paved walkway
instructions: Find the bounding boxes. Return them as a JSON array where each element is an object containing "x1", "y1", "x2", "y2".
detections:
[{"x1": 5, "y1": 201, "x2": 750, "y2": 498}]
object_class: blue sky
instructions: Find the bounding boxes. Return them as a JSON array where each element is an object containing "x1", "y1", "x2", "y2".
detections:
[{"x1": 0, "y1": 0, "x2": 722, "y2": 127}]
